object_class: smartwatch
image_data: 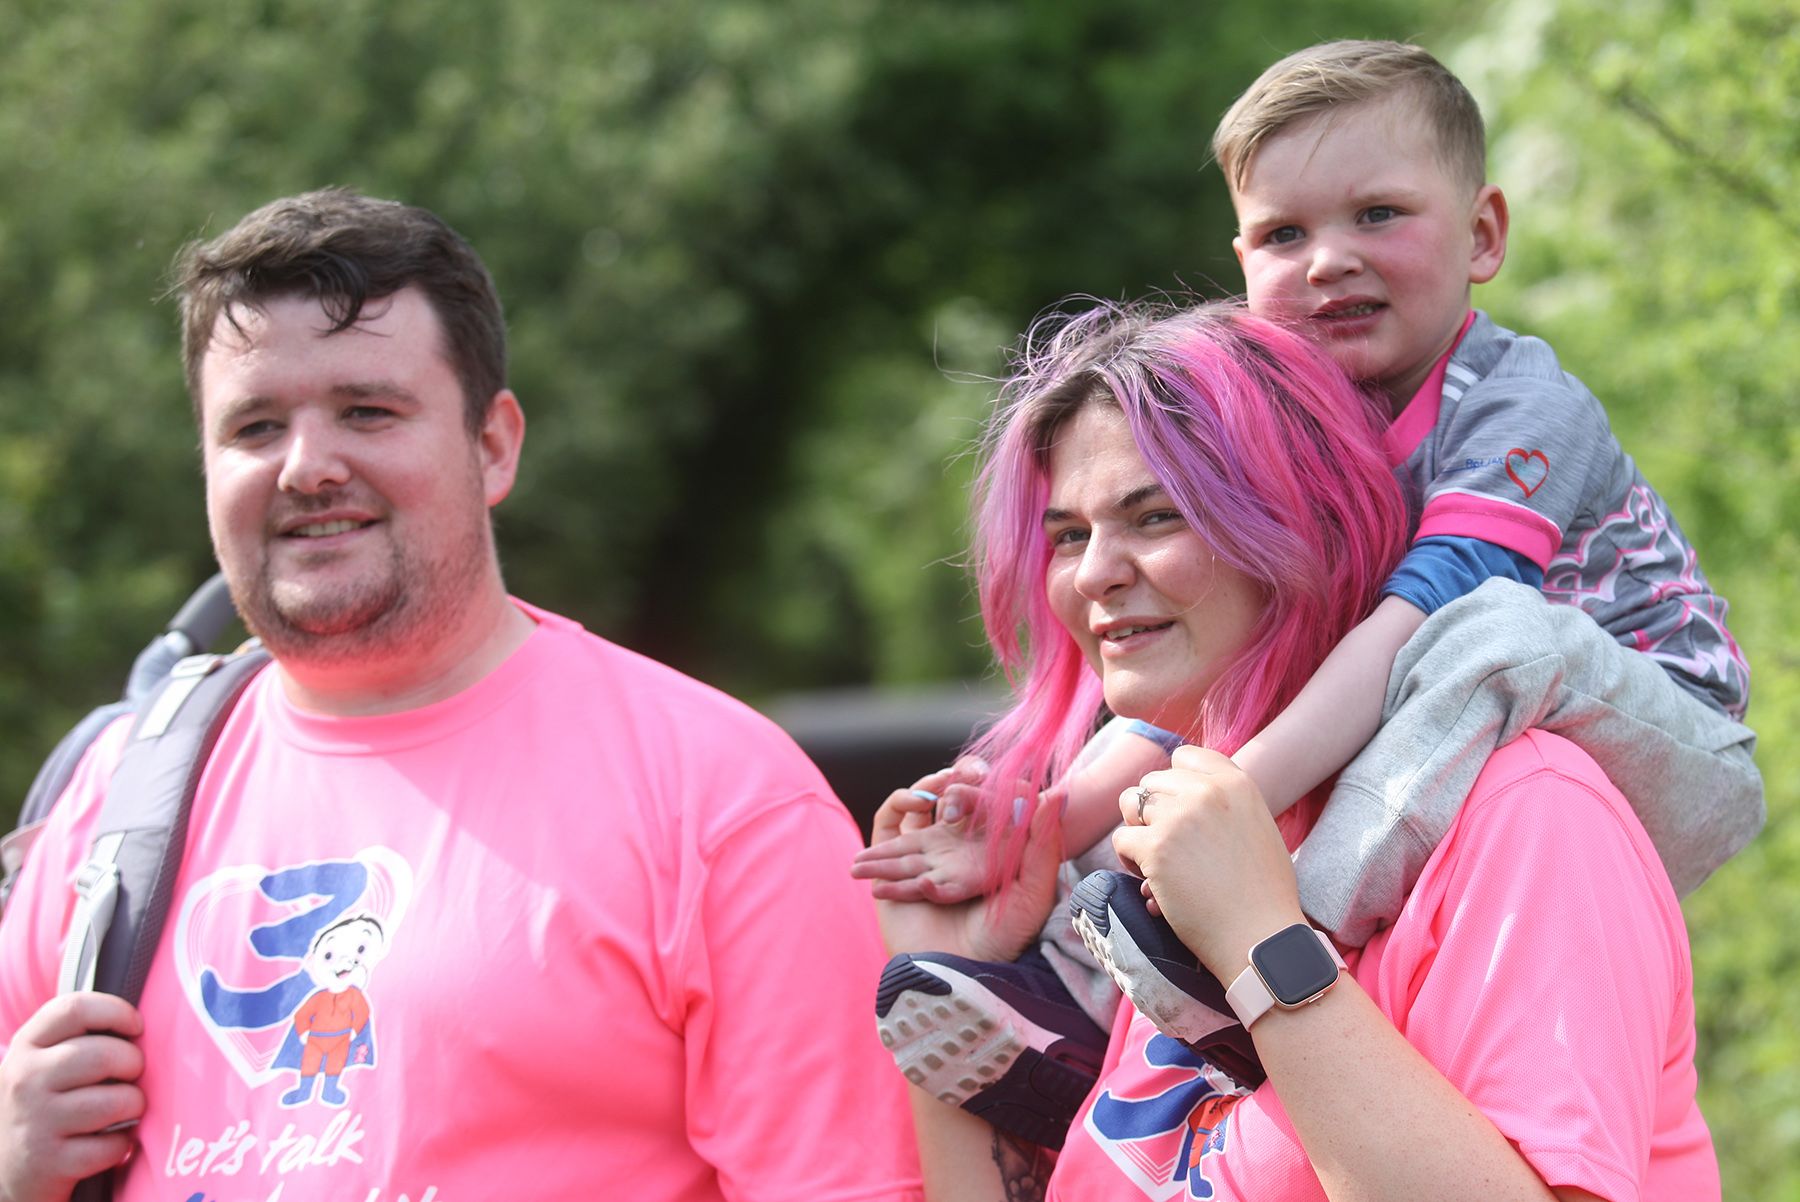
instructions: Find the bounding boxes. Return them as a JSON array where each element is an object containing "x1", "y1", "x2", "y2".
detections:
[{"x1": 1225, "y1": 923, "x2": 1346, "y2": 1029}]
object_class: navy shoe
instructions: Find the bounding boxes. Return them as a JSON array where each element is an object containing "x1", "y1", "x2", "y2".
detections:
[
  {"x1": 875, "y1": 949, "x2": 1108, "y2": 1149},
  {"x1": 1069, "y1": 870, "x2": 1266, "y2": 1088}
]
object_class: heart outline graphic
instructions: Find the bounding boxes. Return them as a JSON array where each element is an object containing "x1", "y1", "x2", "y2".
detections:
[
  {"x1": 172, "y1": 847, "x2": 412, "y2": 1089},
  {"x1": 1505, "y1": 448, "x2": 1550, "y2": 498}
]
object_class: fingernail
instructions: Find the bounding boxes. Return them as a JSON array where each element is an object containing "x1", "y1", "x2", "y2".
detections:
[
  {"x1": 910, "y1": 788, "x2": 939, "y2": 803},
  {"x1": 967, "y1": 757, "x2": 989, "y2": 778},
  {"x1": 1011, "y1": 796, "x2": 1026, "y2": 824},
  {"x1": 941, "y1": 801, "x2": 964, "y2": 823}
]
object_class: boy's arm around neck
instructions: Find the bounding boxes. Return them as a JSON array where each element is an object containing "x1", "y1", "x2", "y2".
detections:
[{"x1": 1233, "y1": 594, "x2": 1427, "y2": 816}]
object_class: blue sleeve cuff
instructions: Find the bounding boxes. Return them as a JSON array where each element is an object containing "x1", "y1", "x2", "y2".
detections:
[
  {"x1": 1382, "y1": 536, "x2": 1544, "y2": 615},
  {"x1": 1118, "y1": 719, "x2": 1184, "y2": 755}
]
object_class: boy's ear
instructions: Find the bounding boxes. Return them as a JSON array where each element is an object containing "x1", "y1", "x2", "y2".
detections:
[
  {"x1": 1469, "y1": 184, "x2": 1508, "y2": 285},
  {"x1": 1232, "y1": 233, "x2": 1247, "y2": 269}
]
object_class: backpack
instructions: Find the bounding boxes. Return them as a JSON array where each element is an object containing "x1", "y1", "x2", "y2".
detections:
[
  {"x1": 2, "y1": 573, "x2": 267, "y2": 1001},
  {"x1": 3, "y1": 574, "x2": 268, "y2": 1201}
]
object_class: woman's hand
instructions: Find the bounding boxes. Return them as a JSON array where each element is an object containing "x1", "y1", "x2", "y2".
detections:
[
  {"x1": 1110, "y1": 744, "x2": 1306, "y2": 982},
  {"x1": 852, "y1": 758, "x2": 994, "y2": 903},
  {"x1": 868, "y1": 764, "x2": 1064, "y2": 965}
]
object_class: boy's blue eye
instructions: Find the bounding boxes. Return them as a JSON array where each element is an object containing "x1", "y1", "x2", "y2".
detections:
[
  {"x1": 1363, "y1": 206, "x2": 1398, "y2": 224},
  {"x1": 1267, "y1": 226, "x2": 1301, "y2": 245}
]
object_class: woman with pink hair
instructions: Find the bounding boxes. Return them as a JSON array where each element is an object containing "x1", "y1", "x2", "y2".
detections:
[{"x1": 872, "y1": 300, "x2": 1715, "y2": 1200}]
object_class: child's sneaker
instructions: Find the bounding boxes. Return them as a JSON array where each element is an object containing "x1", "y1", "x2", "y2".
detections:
[
  {"x1": 875, "y1": 948, "x2": 1108, "y2": 1149},
  {"x1": 1069, "y1": 869, "x2": 1266, "y2": 1088}
]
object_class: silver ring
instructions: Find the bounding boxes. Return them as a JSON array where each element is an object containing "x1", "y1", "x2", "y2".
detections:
[{"x1": 1129, "y1": 786, "x2": 1151, "y2": 823}]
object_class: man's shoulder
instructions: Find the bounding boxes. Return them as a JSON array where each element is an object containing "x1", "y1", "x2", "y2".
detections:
[
  {"x1": 533, "y1": 611, "x2": 790, "y2": 738},
  {"x1": 522, "y1": 604, "x2": 835, "y2": 808}
]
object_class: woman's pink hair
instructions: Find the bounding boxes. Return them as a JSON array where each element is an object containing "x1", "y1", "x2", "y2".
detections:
[{"x1": 967, "y1": 299, "x2": 1408, "y2": 879}]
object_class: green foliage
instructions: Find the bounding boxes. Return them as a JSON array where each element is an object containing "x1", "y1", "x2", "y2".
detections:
[
  {"x1": 1462, "y1": 0, "x2": 1800, "y2": 1193},
  {"x1": 0, "y1": 0, "x2": 1432, "y2": 802},
  {"x1": 5, "y1": 0, "x2": 1791, "y2": 1192}
]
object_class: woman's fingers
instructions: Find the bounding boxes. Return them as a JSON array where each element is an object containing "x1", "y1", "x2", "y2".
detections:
[
  {"x1": 869, "y1": 878, "x2": 933, "y2": 903},
  {"x1": 851, "y1": 851, "x2": 932, "y2": 882},
  {"x1": 1112, "y1": 749, "x2": 1304, "y2": 977},
  {"x1": 856, "y1": 827, "x2": 929, "y2": 864},
  {"x1": 1016, "y1": 792, "x2": 1064, "y2": 896},
  {"x1": 867, "y1": 757, "x2": 993, "y2": 844},
  {"x1": 868, "y1": 784, "x2": 943, "y2": 843}
]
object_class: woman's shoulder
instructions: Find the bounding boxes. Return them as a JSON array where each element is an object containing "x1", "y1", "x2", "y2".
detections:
[
  {"x1": 1470, "y1": 728, "x2": 1627, "y2": 812},
  {"x1": 1435, "y1": 728, "x2": 1680, "y2": 912}
]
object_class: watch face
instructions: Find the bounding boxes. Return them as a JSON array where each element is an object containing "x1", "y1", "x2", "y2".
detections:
[{"x1": 1251, "y1": 924, "x2": 1340, "y2": 1007}]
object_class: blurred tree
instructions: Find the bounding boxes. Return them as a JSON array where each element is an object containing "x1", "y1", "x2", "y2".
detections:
[
  {"x1": 1459, "y1": 0, "x2": 1800, "y2": 1194},
  {"x1": 2, "y1": 0, "x2": 1795, "y2": 1193},
  {"x1": 0, "y1": 0, "x2": 1431, "y2": 807}
]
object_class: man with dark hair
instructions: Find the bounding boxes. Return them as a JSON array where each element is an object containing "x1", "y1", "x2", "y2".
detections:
[{"x1": 0, "y1": 189, "x2": 921, "y2": 1202}]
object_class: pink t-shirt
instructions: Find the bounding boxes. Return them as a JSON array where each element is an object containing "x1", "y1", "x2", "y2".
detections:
[
  {"x1": 1051, "y1": 730, "x2": 1717, "y2": 1201},
  {"x1": 0, "y1": 604, "x2": 922, "y2": 1202}
]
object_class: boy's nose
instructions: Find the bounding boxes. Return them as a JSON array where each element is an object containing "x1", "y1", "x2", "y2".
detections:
[{"x1": 1306, "y1": 238, "x2": 1362, "y2": 285}]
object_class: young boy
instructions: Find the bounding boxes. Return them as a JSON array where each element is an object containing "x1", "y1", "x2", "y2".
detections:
[{"x1": 859, "y1": 38, "x2": 1763, "y2": 1148}]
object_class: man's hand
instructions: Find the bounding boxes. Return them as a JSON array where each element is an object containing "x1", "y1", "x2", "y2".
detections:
[{"x1": 0, "y1": 992, "x2": 145, "y2": 1202}]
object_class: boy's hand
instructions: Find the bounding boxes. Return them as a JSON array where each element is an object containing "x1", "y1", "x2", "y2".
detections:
[
  {"x1": 851, "y1": 757, "x2": 991, "y2": 903},
  {"x1": 873, "y1": 780, "x2": 1064, "y2": 965},
  {"x1": 0, "y1": 992, "x2": 146, "y2": 1202}
]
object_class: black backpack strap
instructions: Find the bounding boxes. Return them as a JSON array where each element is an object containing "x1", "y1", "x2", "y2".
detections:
[{"x1": 57, "y1": 646, "x2": 270, "y2": 1003}]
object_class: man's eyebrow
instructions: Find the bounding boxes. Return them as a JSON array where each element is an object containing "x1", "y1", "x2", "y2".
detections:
[
  {"x1": 1042, "y1": 483, "x2": 1168, "y2": 526},
  {"x1": 331, "y1": 380, "x2": 418, "y2": 402},
  {"x1": 210, "y1": 393, "x2": 276, "y2": 434}
]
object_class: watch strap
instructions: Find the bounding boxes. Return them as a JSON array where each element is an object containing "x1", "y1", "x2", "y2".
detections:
[{"x1": 1225, "y1": 925, "x2": 1346, "y2": 1029}]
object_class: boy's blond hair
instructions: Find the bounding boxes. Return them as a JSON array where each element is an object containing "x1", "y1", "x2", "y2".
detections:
[{"x1": 1212, "y1": 40, "x2": 1486, "y2": 196}]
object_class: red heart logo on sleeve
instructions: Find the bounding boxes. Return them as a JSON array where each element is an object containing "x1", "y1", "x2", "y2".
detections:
[{"x1": 1505, "y1": 448, "x2": 1550, "y2": 498}]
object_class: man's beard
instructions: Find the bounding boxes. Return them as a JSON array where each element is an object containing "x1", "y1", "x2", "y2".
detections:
[{"x1": 226, "y1": 511, "x2": 494, "y2": 669}]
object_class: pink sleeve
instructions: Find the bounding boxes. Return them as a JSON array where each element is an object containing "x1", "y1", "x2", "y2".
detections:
[
  {"x1": 0, "y1": 717, "x2": 131, "y2": 1050},
  {"x1": 1415, "y1": 491, "x2": 1562, "y2": 567},
  {"x1": 1377, "y1": 736, "x2": 1693, "y2": 1200},
  {"x1": 680, "y1": 792, "x2": 922, "y2": 1202}
]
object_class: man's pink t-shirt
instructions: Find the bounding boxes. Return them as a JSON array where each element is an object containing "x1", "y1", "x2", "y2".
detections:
[
  {"x1": 1051, "y1": 730, "x2": 1718, "y2": 1201},
  {"x1": 0, "y1": 605, "x2": 922, "y2": 1202}
]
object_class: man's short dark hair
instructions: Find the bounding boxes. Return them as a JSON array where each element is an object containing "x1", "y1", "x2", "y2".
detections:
[{"x1": 174, "y1": 188, "x2": 507, "y2": 432}]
